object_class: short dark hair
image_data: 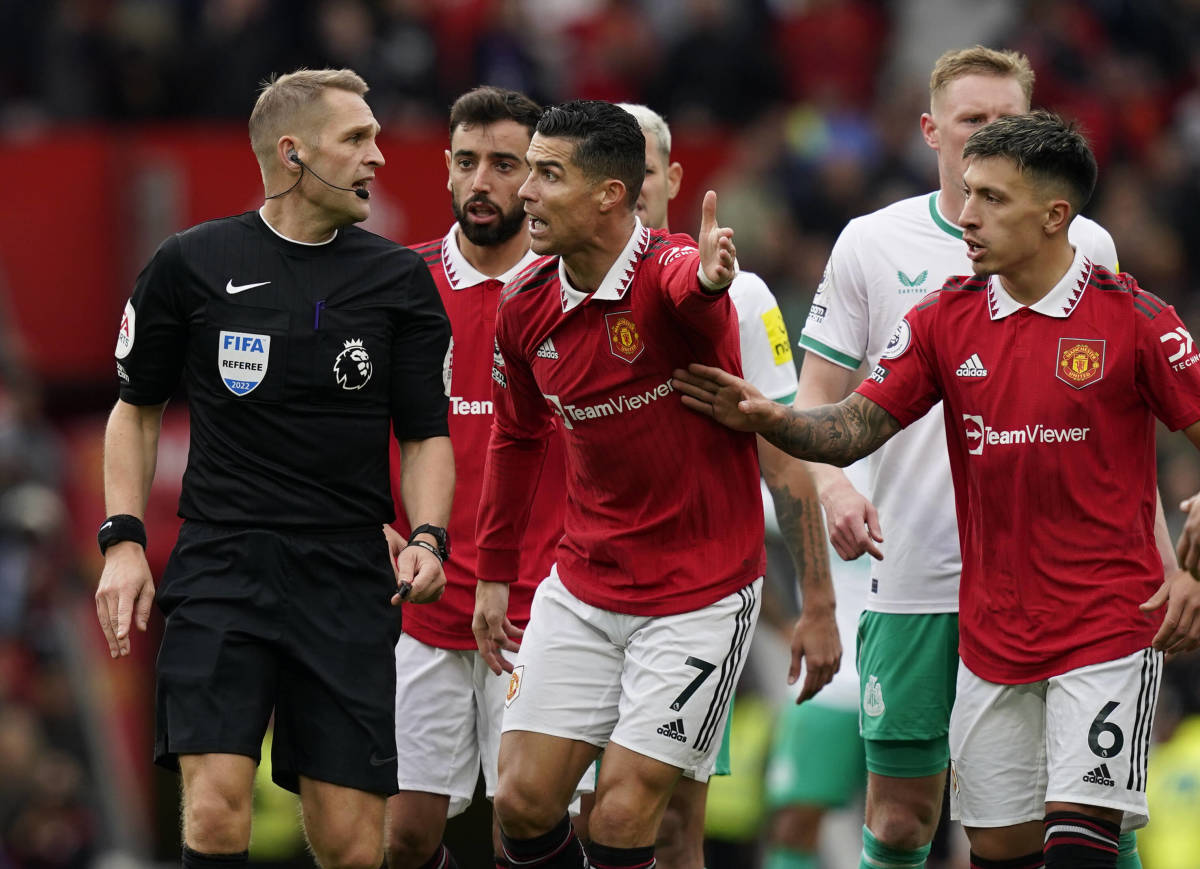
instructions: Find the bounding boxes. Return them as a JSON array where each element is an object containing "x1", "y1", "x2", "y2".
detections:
[
  {"x1": 448, "y1": 86, "x2": 542, "y2": 139},
  {"x1": 536, "y1": 100, "x2": 645, "y2": 208},
  {"x1": 962, "y1": 110, "x2": 1097, "y2": 214}
]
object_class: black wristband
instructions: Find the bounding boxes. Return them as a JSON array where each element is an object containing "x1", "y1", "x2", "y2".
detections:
[
  {"x1": 408, "y1": 523, "x2": 450, "y2": 562},
  {"x1": 98, "y1": 514, "x2": 147, "y2": 555},
  {"x1": 405, "y1": 539, "x2": 444, "y2": 563}
]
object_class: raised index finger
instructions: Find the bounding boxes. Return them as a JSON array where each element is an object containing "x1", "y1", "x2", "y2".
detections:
[{"x1": 700, "y1": 190, "x2": 718, "y2": 236}]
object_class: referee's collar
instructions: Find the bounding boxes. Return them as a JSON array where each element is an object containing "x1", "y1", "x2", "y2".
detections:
[
  {"x1": 441, "y1": 225, "x2": 540, "y2": 290},
  {"x1": 257, "y1": 208, "x2": 338, "y2": 246},
  {"x1": 988, "y1": 247, "x2": 1093, "y2": 320},
  {"x1": 559, "y1": 218, "x2": 649, "y2": 313}
]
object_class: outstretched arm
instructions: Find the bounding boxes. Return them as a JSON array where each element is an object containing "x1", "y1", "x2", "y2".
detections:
[
  {"x1": 796, "y1": 353, "x2": 884, "y2": 560},
  {"x1": 672, "y1": 362, "x2": 900, "y2": 465}
]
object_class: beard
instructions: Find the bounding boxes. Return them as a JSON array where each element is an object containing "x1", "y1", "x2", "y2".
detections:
[{"x1": 453, "y1": 194, "x2": 527, "y2": 247}]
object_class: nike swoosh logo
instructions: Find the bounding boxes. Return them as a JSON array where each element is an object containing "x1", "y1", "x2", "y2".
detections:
[
  {"x1": 100, "y1": 521, "x2": 112, "y2": 531},
  {"x1": 368, "y1": 752, "x2": 397, "y2": 767},
  {"x1": 226, "y1": 280, "x2": 270, "y2": 294}
]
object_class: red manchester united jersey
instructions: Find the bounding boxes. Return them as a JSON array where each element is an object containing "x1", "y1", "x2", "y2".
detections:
[
  {"x1": 476, "y1": 221, "x2": 765, "y2": 615},
  {"x1": 391, "y1": 226, "x2": 565, "y2": 649},
  {"x1": 857, "y1": 250, "x2": 1200, "y2": 683}
]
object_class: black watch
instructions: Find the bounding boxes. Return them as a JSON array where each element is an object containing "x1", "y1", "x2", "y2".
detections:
[{"x1": 408, "y1": 523, "x2": 450, "y2": 562}]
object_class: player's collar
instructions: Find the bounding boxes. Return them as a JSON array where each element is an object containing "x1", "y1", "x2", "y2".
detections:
[
  {"x1": 559, "y1": 218, "x2": 650, "y2": 313},
  {"x1": 928, "y1": 192, "x2": 964, "y2": 240},
  {"x1": 988, "y1": 247, "x2": 1093, "y2": 320},
  {"x1": 441, "y1": 224, "x2": 540, "y2": 290}
]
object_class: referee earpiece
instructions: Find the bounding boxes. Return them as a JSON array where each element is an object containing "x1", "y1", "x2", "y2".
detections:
[
  {"x1": 271, "y1": 150, "x2": 370, "y2": 200},
  {"x1": 266, "y1": 151, "x2": 305, "y2": 200}
]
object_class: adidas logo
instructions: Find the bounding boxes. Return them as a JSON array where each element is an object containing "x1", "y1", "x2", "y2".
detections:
[
  {"x1": 536, "y1": 338, "x2": 559, "y2": 360},
  {"x1": 656, "y1": 718, "x2": 687, "y2": 742},
  {"x1": 956, "y1": 353, "x2": 988, "y2": 377},
  {"x1": 1082, "y1": 763, "x2": 1115, "y2": 787}
]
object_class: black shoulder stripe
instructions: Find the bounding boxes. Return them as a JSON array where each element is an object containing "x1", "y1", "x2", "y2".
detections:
[
  {"x1": 498, "y1": 276, "x2": 554, "y2": 312},
  {"x1": 500, "y1": 262, "x2": 556, "y2": 306},
  {"x1": 410, "y1": 239, "x2": 440, "y2": 256},
  {"x1": 642, "y1": 235, "x2": 674, "y2": 259},
  {"x1": 916, "y1": 291, "x2": 941, "y2": 312},
  {"x1": 939, "y1": 274, "x2": 985, "y2": 293},
  {"x1": 1132, "y1": 297, "x2": 1159, "y2": 320},
  {"x1": 1137, "y1": 290, "x2": 1167, "y2": 313},
  {"x1": 1090, "y1": 266, "x2": 1126, "y2": 289}
]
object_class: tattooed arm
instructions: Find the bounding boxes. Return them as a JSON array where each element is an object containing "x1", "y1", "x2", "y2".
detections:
[
  {"x1": 758, "y1": 437, "x2": 841, "y2": 702},
  {"x1": 762, "y1": 393, "x2": 900, "y2": 466},
  {"x1": 672, "y1": 363, "x2": 901, "y2": 465}
]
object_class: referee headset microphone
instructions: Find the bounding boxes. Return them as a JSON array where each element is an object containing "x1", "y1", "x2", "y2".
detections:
[{"x1": 265, "y1": 151, "x2": 370, "y2": 200}]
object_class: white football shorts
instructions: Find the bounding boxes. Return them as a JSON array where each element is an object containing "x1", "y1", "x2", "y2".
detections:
[
  {"x1": 393, "y1": 634, "x2": 510, "y2": 816},
  {"x1": 394, "y1": 633, "x2": 596, "y2": 817},
  {"x1": 501, "y1": 569, "x2": 762, "y2": 782},
  {"x1": 949, "y1": 648, "x2": 1161, "y2": 831}
]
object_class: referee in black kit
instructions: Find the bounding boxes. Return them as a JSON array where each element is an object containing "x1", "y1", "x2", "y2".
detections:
[{"x1": 94, "y1": 69, "x2": 454, "y2": 869}]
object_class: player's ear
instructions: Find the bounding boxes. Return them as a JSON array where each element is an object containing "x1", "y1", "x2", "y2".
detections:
[
  {"x1": 445, "y1": 150, "x2": 453, "y2": 192},
  {"x1": 667, "y1": 161, "x2": 683, "y2": 201},
  {"x1": 1043, "y1": 198, "x2": 1072, "y2": 237},
  {"x1": 919, "y1": 112, "x2": 939, "y2": 151},
  {"x1": 597, "y1": 178, "x2": 627, "y2": 214}
]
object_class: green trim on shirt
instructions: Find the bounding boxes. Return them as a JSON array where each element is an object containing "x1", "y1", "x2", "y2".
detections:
[
  {"x1": 928, "y1": 192, "x2": 963, "y2": 240},
  {"x1": 798, "y1": 334, "x2": 861, "y2": 370},
  {"x1": 773, "y1": 391, "x2": 797, "y2": 406}
]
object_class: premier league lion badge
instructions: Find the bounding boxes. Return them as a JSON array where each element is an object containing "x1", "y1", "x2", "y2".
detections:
[{"x1": 333, "y1": 338, "x2": 373, "y2": 390}]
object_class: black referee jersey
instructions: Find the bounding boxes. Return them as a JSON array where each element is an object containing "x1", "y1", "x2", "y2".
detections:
[{"x1": 116, "y1": 210, "x2": 450, "y2": 531}]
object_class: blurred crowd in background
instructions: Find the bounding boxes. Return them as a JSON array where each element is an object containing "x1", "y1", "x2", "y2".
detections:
[{"x1": 3, "y1": 0, "x2": 1200, "y2": 866}]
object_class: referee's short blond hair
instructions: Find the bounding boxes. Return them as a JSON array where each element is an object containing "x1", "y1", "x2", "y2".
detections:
[
  {"x1": 930, "y1": 46, "x2": 1034, "y2": 107},
  {"x1": 249, "y1": 68, "x2": 368, "y2": 166}
]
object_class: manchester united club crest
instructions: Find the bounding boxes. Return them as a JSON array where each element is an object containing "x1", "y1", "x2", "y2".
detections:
[
  {"x1": 505, "y1": 664, "x2": 524, "y2": 708},
  {"x1": 605, "y1": 310, "x2": 644, "y2": 363},
  {"x1": 1056, "y1": 338, "x2": 1105, "y2": 389}
]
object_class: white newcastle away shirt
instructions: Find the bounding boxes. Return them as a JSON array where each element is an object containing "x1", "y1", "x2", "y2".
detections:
[{"x1": 799, "y1": 191, "x2": 1117, "y2": 613}]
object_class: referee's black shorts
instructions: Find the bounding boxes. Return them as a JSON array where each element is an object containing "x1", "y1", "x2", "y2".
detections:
[{"x1": 153, "y1": 520, "x2": 401, "y2": 795}]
